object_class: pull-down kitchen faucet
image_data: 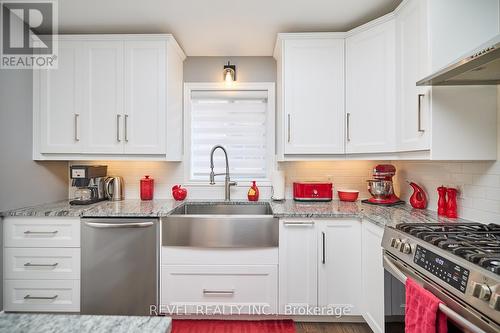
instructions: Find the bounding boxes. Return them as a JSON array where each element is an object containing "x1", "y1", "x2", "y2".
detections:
[{"x1": 209, "y1": 145, "x2": 237, "y2": 201}]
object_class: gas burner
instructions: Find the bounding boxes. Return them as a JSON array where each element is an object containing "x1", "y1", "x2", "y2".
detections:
[
  {"x1": 478, "y1": 257, "x2": 500, "y2": 274},
  {"x1": 395, "y1": 222, "x2": 500, "y2": 275}
]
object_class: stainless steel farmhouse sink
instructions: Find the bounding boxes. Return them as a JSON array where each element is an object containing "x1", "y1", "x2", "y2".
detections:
[{"x1": 162, "y1": 202, "x2": 278, "y2": 248}]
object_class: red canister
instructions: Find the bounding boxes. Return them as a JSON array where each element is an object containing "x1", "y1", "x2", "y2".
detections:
[{"x1": 140, "y1": 175, "x2": 154, "y2": 201}]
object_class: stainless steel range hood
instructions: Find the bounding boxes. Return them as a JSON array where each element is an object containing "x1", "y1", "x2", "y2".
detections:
[{"x1": 417, "y1": 34, "x2": 500, "y2": 86}]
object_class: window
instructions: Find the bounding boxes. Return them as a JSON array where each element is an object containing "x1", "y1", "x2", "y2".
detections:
[{"x1": 185, "y1": 83, "x2": 275, "y2": 183}]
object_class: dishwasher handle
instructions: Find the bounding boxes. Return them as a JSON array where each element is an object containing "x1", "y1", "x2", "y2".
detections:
[{"x1": 84, "y1": 221, "x2": 155, "y2": 229}]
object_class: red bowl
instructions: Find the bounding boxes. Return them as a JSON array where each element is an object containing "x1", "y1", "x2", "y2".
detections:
[{"x1": 338, "y1": 190, "x2": 359, "y2": 202}]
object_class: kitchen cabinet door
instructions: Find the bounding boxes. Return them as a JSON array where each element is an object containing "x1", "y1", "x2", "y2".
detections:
[
  {"x1": 361, "y1": 221, "x2": 385, "y2": 333},
  {"x1": 123, "y1": 41, "x2": 166, "y2": 154},
  {"x1": 395, "y1": 0, "x2": 430, "y2": 152},
  {"x1": 283, "y1": 38, "x2": 345, "y2": 154},
  {"x1": 278, "y1": 220, "x2": 318, "y2": 314},
  {"x1": 37, "y1": 41, "x2": 83, "y2": 153},
  {"x1": 81, "y1": 41, "x2": 124, "y2": 154},
  {"x1": 318, "y1": 219, "x2": 362, "y2": 315},
  {"x1": 346, "y1": 19, "x2": 396, "y2": 154}
]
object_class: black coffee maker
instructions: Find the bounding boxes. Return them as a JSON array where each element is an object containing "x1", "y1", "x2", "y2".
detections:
[{"x1": 70, "y1": 165, "x2": 108, "y2": 205}]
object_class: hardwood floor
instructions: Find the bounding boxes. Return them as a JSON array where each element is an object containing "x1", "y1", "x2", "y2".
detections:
[{"x1": 295, "y1": 322, "x2": 373, "y2": 333}]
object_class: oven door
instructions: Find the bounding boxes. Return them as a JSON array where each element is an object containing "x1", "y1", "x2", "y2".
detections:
[{"x1": 383, "y1": 252, "x2": 497, "y2": 333}]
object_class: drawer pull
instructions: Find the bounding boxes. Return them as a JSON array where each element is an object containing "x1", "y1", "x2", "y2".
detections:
[
  {"x1": 24, "y1": 230, "x2": 58, "y2": 235},
  {"x1": 203, "y1": 289, "x2": 235, "y2": 296},
  {"x1": 24, "y1": 262, "x2": 59, "y2": 268},
  {"x1": 284, "y1": 222, "x2": 315, "y2": 226},
  {"x1": 24, "y1": 294, "x2": 58, "y2": 300}
]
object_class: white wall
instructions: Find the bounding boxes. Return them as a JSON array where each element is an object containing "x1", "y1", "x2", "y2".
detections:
[{"x1": 184, "y1": 57, "x2": 276, "y2": 82}]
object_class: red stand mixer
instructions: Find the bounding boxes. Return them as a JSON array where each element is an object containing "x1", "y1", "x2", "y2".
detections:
[{"x1": 362, "y1": 164, "x2": 404, "y2": 206}]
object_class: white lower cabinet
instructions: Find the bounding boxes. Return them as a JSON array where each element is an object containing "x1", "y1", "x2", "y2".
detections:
[
  {"x1": 160, "y1": 265, "x2": 278, "y2": 314},
  {"x1": 279, "y1": 219, "x2": 362, "y2": 317},
  {"x1": 361, "y1": 220, "x2": 385, "y2": 333},
  {"x1": 4, "y1": 279, "x2": 80, "y2": 312},
  {"x1": 3, "y1": 217, "x2": 81, "y2": 313},
  {"x1": 279, "y1": 220, "x2": 318, "y2": 314}
]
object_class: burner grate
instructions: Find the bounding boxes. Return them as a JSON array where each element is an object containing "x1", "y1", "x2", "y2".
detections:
[{"x1": 395, "y1": 223, "x2": 500, "y2": 274}]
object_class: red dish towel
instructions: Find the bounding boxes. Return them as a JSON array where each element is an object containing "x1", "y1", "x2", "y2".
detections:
[{"x1": 405, "y1": 278, "x2": 447, "y2": 333}]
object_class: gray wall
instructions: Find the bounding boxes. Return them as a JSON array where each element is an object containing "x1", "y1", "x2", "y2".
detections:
[
  {"x1": 184, "y1": 56, "x2": 276, "y2": 82},
  {"x1": 0, "y1": 69, "x2": 68, "y2": 212}
]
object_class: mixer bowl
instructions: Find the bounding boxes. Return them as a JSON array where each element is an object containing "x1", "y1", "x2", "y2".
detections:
[{"x1": 367, "y1": 180, "x2": 394, "y2": 199}]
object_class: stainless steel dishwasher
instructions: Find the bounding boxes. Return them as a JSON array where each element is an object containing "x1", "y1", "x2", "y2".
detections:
[{"x1": 81, "y1": 218, "x2": 159, "y2": 316}]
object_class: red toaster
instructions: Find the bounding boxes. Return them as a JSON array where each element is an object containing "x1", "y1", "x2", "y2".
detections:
[{"x1": 293, "y1": 182, "x2": 333, "y2": 202}]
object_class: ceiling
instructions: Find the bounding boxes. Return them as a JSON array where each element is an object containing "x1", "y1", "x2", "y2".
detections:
[{"x1": 55, "y1": 0, "x2": 402, "y2": 56}]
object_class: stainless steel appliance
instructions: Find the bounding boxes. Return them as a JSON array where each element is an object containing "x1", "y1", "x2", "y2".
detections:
[
  {"x1": 70, "y1": 165, "x2": 108, "y2": 205},
  {"x1": 382, "y1": 222, "x2": 500, "y2": 333},
  {"x1": 417, "y1": 34, "x2": 500, "y2": 86},
  {"x1": 104, "y1": 176, "x2": 124, "y2": 201},
  {"x1": 163, "y1": 202, "x2": 278, "y2": 248},
  {"x1": 81, "y1": 218, "x2": 159, "y2": 316}
]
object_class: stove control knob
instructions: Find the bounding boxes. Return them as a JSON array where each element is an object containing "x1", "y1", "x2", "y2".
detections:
[
  {"x1": 490, "y1": 292, "x2": 500, "y2": 311},
  {"x1": 390, "y1": 238, "x2": 397, "y2": 247},
  {"x1": 393, "y1": 239, "x2": 402, "y2": 249},
  {"x1": 472, "y1": 282, "x2": 492, "y2": 301},
  {"x1": 400, "y1": 242, "x2": 412, "y2": 254}
]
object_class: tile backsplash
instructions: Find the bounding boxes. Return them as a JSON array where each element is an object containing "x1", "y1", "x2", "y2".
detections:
[
  {"x1": 69, "y1": 159, "x2": 500, "y2": 224},
  {"x1": 68, "y1": 160, "x2": 380, "y2": 201},
  {"x1": 394, "y1": 161, "x2": 500, "y2": 224}
]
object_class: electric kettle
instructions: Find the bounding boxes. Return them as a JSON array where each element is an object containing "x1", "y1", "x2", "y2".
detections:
[{"x1": 105, "y1": 176, "x2": 124, "y2": 201}]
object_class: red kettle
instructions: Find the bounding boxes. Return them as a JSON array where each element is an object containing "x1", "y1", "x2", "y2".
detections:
[{"x1": 408, "y1": 182, "x2": 427, "y2": 209}]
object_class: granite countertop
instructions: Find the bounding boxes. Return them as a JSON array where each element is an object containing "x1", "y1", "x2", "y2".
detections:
[
  {"x1": 0, "y1": 313, "x2": 172, "y2": 333},
  {"x1": 0, "y1": 198, "x2": 471, "y2": 228}
]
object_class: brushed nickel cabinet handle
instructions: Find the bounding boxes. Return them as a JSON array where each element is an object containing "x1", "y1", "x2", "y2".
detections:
[
  {"x1": 24, "y1": 294, "x2": 58, "y2": 300},
  {"x1": 116, "y1": 114, "x2": 121, "y2": 142},
  {"x1": 74, "y1": 114, "x2": 80, "y2": 141},
  {"x1": 203, "y1": 289, "x2": 235, "y2": 295},
  {"x1": 287, "y1": 114, "x2": 291, "y2": 143},
  {"x1": 24, "y1": 230, "x2": 58, "y2": 235},
  {"x1": 24, "y1": 262, "x2": 59, "y2": 268},
  {"x1": 322, "y1": 231, "x2": 326, "y2": 264},
  {"x1": 346, "y1": 112, "x2": 351, "y2": 142},
  {"x1": 124, "y1": 114, "x2": 129, "y2": 142},
  {"x1": 284, "y1": 221, "x2": 315, "y2": 226},
  {"x1": 417, "y1": 94, "x2": 425, "y2": 133}
]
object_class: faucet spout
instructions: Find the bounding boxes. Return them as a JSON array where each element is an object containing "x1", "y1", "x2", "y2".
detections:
[{"x1": 209, "y1": 145, "x2": 237, "y2": 201}]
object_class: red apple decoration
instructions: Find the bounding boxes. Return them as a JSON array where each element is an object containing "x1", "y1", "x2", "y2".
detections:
[{"x1": 172, "y1": 185, "x2": 187, "y2": 201}]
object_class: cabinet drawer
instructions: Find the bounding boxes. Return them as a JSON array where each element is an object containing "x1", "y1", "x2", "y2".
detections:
[
  {"x1": 160, "y1": 265, "x2": 277, "y2": 314},
  {"x1": 4, "y1": 217, "x2": 80, "y2": 247},
  {"x1": 4, "y1": 279, "x2": 80, "y2": 312},
  {"x1": 4, "y1": 248, "x2": 80, "y2": 280}
]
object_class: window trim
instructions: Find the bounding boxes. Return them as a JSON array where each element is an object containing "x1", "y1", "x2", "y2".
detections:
[{"x1": 183, "y1": 82, "x2": 276, "y2": 185}]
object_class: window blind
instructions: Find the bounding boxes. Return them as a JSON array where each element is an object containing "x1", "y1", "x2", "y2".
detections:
[{"x1": 190, "y1": 90, "x2": 269, "y2": 181}]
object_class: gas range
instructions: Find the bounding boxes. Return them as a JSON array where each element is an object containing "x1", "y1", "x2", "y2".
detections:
[{"x1": 382, "y1": 222, "x2": 500, "y2": 333}]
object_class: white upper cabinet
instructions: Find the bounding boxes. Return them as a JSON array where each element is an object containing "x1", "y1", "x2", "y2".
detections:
[
  {"x1": 123, "y1": 41, "x2": 166, "y2": 154},
  {"x1": 395, "y1": 0, "x2": 430, "y2": 152},
  {"x1": 346, "y1": 18, "x2": 396, "y2": 154},
  {"x1": 33, "y1": 35, "x2": 185, "y2": 160},
  {"x1": 82, "y1": 41, "x2": 124, "y2": 154},
  {"x1": 37, "y1": 41, "x2": 83, "y2": 153},
  {"x1": 395, "y1": 0, "x2": 498, "y2": 160},
  {"x1": 275, "y1": 35, "x2": 345, "y2": 155}
]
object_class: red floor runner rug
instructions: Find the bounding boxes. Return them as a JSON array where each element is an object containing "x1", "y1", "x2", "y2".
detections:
[{"x1": 171, "y1": 319, "x2": 296, "y2": 333}]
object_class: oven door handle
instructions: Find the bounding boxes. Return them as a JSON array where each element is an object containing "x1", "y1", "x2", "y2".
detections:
[{"x1": 383, "y1": 256, "x2": 488, "y2": 333}]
